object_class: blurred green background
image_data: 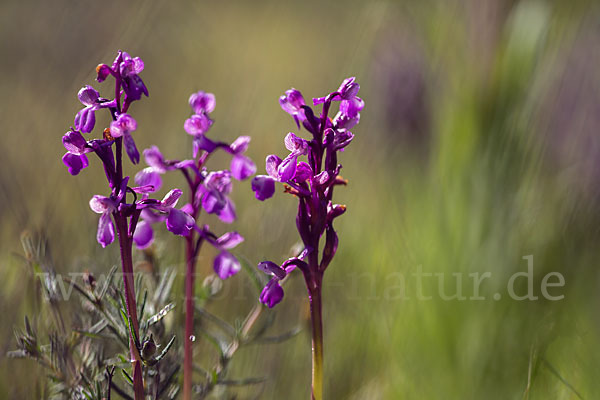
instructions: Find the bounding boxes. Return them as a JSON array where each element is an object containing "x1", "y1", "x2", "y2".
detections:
[{"x1": 2, "y1": 0, "x2": 600, "y2": 398}]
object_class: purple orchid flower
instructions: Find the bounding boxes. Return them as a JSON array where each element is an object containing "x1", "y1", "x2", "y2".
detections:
[
  {"x1": 189, "y1": 90, "x2": 216, "y2": 114},
  {"x1": 74, "y1": 86, "x2": 100, "y2": 133},
  {"x1": 184, "y1": 91, "x2": 217, "y2": 158},
  {"x1": 62, "y1": 152, "x2": 89, "y2": 176},
  {"x1": 88, "y1": 178, "x2": 129, "y2": 248},
  {"x1": 204, "y1": 231, "x2": 244, "y2": 279},
  {"x1": 257, "y1": 257, "x2": 306, "y2": 308},
  {"x1": 279, "y1": 88, "x2": 306, "y2": 128},
  {"x1": 126, "y1": 87, "x2": 256, "y2": 398},
  {"x1": 229, "y1": 136, "x2": 256, "y2": 180},
  {"x1": 134, "y1": 188, "x2": 196, "y2": 240},
  {"x1": 64, "y1": 50, "x2": 173, "y2": 398},
  {"x1": 251, "y1": 78, "x2": 363, "y2": 397},
  {"x1": 61, "y1": 129, "x2": 94, "y2": 175},
  {"x1": 251, "y1": 175, "x2": 276, "y2": 201},
  {"x1": 95, "y1": 51, "x2": 148, "y2": 110},
  {"x1": 89, "y1": 195, "x2": 118, "y2": 248},
  {"x1": 259, "y1": 132, "x2": 309, "y2": 184},
  {"x1": 110, "y1": 113, "x2": 139, "y2": 164},
  {"x1": 197, "y1": 170, "x2": 236, "y2": 223}
]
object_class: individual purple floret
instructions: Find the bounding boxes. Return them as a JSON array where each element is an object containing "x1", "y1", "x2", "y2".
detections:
[
  {"x1": 62, "y1": 152, "x2": 89, "y2": 176},
  {"x1": 135, "y1": 188, "x2": 196, "y2": 236},
  {"x1": 251, "y1": 175, "x2": 275, "y2": 201},
  {"x1": 229, "y1": 136, "x2": 257, "y2": 180},
  {"x1": 252, "y1": 77, "x2": 363, "y2": 399},
  {"x1": 256, "y1": 257, "x2": 305, "y2": 308},
  {"x1": 110, "y1": 113, "x2": 140, "y2": 164},
  {"x1": 279, "y1": 88, "x2": 306, "y2": 128}
]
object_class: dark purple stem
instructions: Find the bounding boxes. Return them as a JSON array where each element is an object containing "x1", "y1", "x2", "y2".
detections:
[
  {"x1": 114, "y1": 212, "x2": 145, "y2": 399},
  {"x1": 183, "y1": 170, "x2": 202, "y2": 400},
  {"x1": 112, "y1": 71, "x2": 143, "y2": 398}
]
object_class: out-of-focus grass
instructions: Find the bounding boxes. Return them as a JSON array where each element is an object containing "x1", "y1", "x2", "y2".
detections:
[{"x1": 2, "y1": 0, "x2": 600, "y2": 398}]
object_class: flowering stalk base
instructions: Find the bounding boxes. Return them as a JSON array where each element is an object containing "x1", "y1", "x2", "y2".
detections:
[
  {"x1": 310, "y1": 285, "x2": 324, "y2": 400},
  {"x1": 183, "y1": 235, "x2": 196, "y2": 400},
  {"x1": 115, "y1": 213, "x2": 144, "y2": 400}
]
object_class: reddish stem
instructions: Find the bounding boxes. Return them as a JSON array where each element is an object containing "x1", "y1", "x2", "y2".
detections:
[
  {"x1": 183, "y1": 233, "x2": 196, "y2": 400},
  {"x1": 115, "y1": 213, "x2": 144, "y2": 399}
]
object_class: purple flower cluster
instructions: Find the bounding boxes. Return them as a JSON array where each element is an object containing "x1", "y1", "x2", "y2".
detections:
[
  {"x1": 133, "y1": 90, "x2": 255, "y2": 279},
  {"x1": 61, "y1": 51, "x2": 192, "y2": 248},
  {"x1": 252, "y1": 77, "x2": 363, "y2": 307},
  {"x1": 61, "y1": 50, "x2": 163, "y2": 398}
]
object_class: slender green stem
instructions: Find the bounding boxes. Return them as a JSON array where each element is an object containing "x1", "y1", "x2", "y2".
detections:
[{"x1": 309, "y1": 285, "x2": 323, "y2": 400}]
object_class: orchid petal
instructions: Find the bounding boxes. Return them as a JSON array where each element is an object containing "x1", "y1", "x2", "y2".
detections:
[
  {"x1": 133, "y1": 220, "x2": 154, "y2": 249},
  {"x1": 265, "y1": 154, "x2": 282, "y2": 179},
  {"x1": 166, "y1": 208, "x2": 195, "y2": 236},
  {"x1": 230, "y1": 154, "x2": 256, "y2": 180},
  {"x1": 213, "y1": 251, "x2": 241, "y2": 280},
  {"x1": 251, "y1": 175, "x2": 275, "y2": 201},
  {"x1": 230, "y1": 135, "x2": 251, "y2": 154},
  {"x1": 216, "y1": 232, "x2": 244, "y2": 249},
  {"x1": 97, "y1": 212, "x2": 115, "y2": 248},
  {"x1": 217, "y1": 197, "x2": 236, "y2": 223},
  {"x1": 135, "y1": 167, "x2": 162, "y2": 192},
  {"x1": 257, "y1": 261, "x2": 286, "y2": 280},
  {"x1": 123, "y1": 134, "x2": 140, "y2": 164},
  {"x1": 161, "y1": 189, "x2": 182, "y2": 208},
  {"x1": 277, "y1": 154, "x2": 298, "y2": 182},
  {"x1": 259, "y1": 279, "x2": 284, "y2": 308}
]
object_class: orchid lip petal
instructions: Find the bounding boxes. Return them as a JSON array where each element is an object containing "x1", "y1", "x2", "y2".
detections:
[
  {"x1": 251, "y1": 175, "x2": 275, "y2": 201},
  {"x1": 230, "y1": 154, "x2": 256, "y2": 181},
  {"x1": 259, "y1": 279, "x2": 284, "y2": 308},
  {"x1": 214, "y1": 251, "x2": 241, "y2": 280},
  {"x1": 201, "y1": 189, "x2": 226, "y2": 214},
  {"x1": 133, "y1": 220, "x2": 154, "y2": 249},
  {"x1": 97, "y1": 212, "x2": 115, "y2": 248},
  {"x1": 217, "y1": 197, "x2": 236, "y2": 223},
  {"x1": 166, "y1": 208, "x2": 195, "y2": 236},
  {"x1": 62, "y1": 153, "x2": 89, "y2": 175}
]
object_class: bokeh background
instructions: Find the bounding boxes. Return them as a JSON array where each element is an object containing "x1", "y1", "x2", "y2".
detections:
[{"x1": 2, "y1": 0, "x2": 600, "y2": 398}]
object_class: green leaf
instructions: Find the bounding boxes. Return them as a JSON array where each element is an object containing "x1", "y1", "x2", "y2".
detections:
[
  {"x1": 98, "y1": 265, "x2": 118, "y2": 300},
  {"x1": 218, "y1": 376, "x2": 267, "y2": 386},
  {"x1": 194, "y1": 306, "x2": 236, "y2": 337},
  {"x1": 138, "y1": 289, "x2": 148, "y2": 328},
  {"x1": 237, "y1": 255, "x2": 264, "y2": 294},
  {"x1": 121, "y1": 368, "x2": 133, "y2": 385},
  {"x1": 146, "y1": 302, "x2": 175, "y2": 327},
  {"x1": 153, "y1": 335, "x2": 176, "y2": 362},
  {"x1": 252, "y1": 326, "x2": 302, "y2": 344}
]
